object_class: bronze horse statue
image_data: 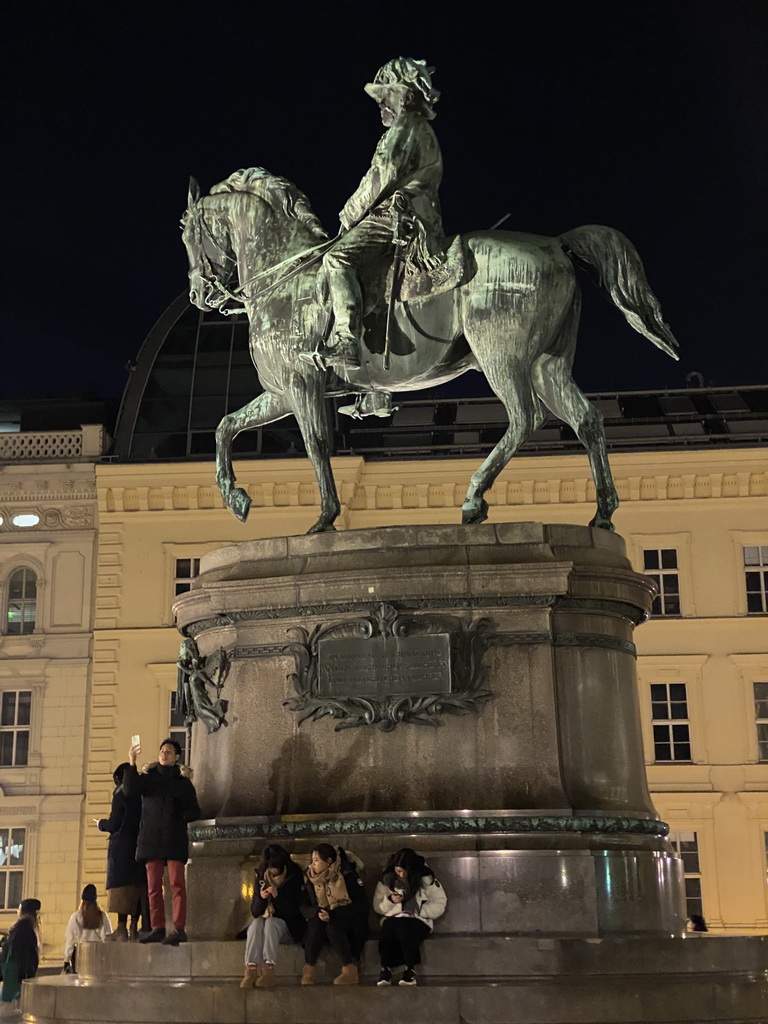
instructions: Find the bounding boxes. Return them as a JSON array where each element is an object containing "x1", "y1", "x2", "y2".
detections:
[{"x1": 182, "y1": 169, "x2": 678, "y2": 533}]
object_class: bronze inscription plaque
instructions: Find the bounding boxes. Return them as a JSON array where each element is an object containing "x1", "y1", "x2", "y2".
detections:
[{"x1": 317, "y1": 633, "x2": 451, "y2": 698}]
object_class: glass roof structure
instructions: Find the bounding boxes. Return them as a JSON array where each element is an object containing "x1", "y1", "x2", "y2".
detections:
[{"x1": 113, "y1": 294, "x2": 768, "y2": 463}]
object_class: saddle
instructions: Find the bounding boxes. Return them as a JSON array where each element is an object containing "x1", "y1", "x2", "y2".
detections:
[{"x1": 386, "y1": 234, "x2": 469, "y2": 304}]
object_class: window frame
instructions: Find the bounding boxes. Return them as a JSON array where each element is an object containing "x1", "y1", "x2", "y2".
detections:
[
  {"x1": 0, "y1": 826, "x2": 27, "y2": 911},
  {"x1": 0, "y1": 691, "x2": 32, "y2": 768},
  {"x1": 642, "y1": 547, "x2": 682, "y2": 617},
  {"x1": 4, "y1": 566, "x2": 38, "y2": 636},
  {"x1": 629, "y1": 532, "x2": 694, "y2": 618},
  {"x1": 667, "y1": 829, "x2": 703, "y2": 920},
  {"x1": 743, "y1": 544, "x2": 768, "y2": 615},
  {"x1": 650, "y1": 682, "x2": 692, "y2": 763},
  {"x1": 730, "y1": 533, "x2": 768, "y2": 616}
]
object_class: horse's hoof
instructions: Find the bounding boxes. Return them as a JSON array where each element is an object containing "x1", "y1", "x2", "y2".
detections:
[
  {"x1": 589, "y1": 516, "x2": 616, "y2": 532},
  {"x1": 228, "y1": 488, "x2": 251, "y2": 523},
  {"x1": 306, "y1": 522, "x2": 337, "y2": 534},
  {"x1": 461, "y1": 500, "x2": 489, "y2": 525}
]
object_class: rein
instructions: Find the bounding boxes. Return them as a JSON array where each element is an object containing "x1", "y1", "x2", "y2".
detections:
[{"x1": 193, "y1": 203, "x2": 341, "y2": 315}]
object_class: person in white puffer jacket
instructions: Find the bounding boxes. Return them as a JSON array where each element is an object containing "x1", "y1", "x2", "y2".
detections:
[{"x1": 373, "y1": 847, "x2": 447, "y2": 986}]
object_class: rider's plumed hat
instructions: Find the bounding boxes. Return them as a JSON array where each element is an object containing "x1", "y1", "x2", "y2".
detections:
[{"x1": 365, "y1": 57, "x2": 439, "y2": 119}]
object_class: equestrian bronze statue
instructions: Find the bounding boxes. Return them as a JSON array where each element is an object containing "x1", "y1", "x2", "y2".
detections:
[{"x1": 181, "y1": 57, "x2": 678, "y2": 535}]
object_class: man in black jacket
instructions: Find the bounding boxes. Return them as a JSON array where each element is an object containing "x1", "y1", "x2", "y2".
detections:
[{"x1": 124, "y1": 737, "x2": 200, "y2": 945}]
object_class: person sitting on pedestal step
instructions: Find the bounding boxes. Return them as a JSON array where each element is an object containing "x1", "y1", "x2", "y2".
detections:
[
  {"x1": 62, "y1": 885, "x2": 112, "y2": 973},
  {"x1": 124, "y1": 737, "x2": 200, "y2": 946},
  {"x1": 240, "y1": 844, "x2": 306, "y2": 989},
  {"x1": 97, "y1": 762, "x2": 150, "y2": 941},
  {"x1": 0, "y1": 899, "x2": 41, "y2": 1005},
  {"x1": 300, "y1": 844, "x2": 368, "y2": 986},
  {"x1": 374, "y1": 848, "x2": 447, "y2": 986}
]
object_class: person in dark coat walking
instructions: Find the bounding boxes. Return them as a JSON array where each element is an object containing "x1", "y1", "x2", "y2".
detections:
[
  {"x1": 123, "y1": 737, "x2": 200, "y2": 947},
  {"x1": 300, "y1": 844, "x2": 368, "y2": 986},
  {"x1": 240, "y1": 844, "x2": 306, "y2": 989},
  {"x1": 97, "y1": 762, "x2": 149, "y2": 940},
  {"x1": 0, "y1": 898, "x2": 41, "y2": 1004}
]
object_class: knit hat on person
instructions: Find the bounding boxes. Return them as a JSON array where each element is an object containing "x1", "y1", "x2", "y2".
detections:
[
  {"x1": 20, "y1": 898, "x2": 41, "y2": 914},
  {"x1": 81, "y1": 884, "x2": 97, "y2": 903}
]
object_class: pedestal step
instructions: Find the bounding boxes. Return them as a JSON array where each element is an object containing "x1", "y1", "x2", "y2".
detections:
[
  {"x1": 22, "y1": 971, "x2": 767, "y2": 1024},
  {"x1": 21, "y1": 937, "x2": 768, "y2": 1024}
]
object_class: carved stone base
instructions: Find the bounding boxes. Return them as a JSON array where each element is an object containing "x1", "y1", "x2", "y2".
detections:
[{"x1": 174, "y1": 523, "x2": 685, "y2": 938}]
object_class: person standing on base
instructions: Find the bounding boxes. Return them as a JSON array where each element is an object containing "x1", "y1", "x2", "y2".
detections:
[
  {"x1": 124, "y1": 737, "x2": 200, "y2": 946},
  {"x1": 97, "y1": 762, "x2": 149, "y2": 940}
]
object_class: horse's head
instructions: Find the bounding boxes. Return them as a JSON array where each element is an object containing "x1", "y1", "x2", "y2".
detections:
[{"x1": 181, "y1": 178, "x2": 237, "y2": 311}]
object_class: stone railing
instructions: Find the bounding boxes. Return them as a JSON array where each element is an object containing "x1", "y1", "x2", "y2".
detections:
[{"x1": 0, "y1": 424, "x2": 105, "y2": 462}]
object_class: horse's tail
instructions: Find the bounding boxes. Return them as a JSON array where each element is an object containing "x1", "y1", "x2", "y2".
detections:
[{"x1": 560, "y1": 225, "x2": 679, "y2": 359}]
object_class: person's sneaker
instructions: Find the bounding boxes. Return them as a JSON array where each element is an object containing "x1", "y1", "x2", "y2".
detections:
[
  {"x1": 377, "y1": 967, "x2": 392, "y2": 986},
  {"x1": 161, "y1": 929, "x2": 187, "y2": 946},
  {"x1": 139, "y1": 928, "x2": 166, "y2": 944},
  {"x1": 399, "y1": 967, "x2": 417, "y2": 986}
]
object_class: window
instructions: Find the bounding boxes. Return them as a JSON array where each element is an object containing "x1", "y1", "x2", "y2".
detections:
[
  {"x1": 0, "y1": 692, "x2": 31, "y2": 767},
  {"x1": 668, "y1": 830, "x2": 702, "y2": 919},
  {"x1": 169, "y1": 692, "x2": 190, "y2": 766},
  {"x1": 744, "y1": 546, "x2": 768, "y2": 614},
  {"x1": 174, "y1": 558, "x2": 201, "y2": 597},
  {"x1": 754, "y1": 682, "x2": 768, "y2": 762},
  {"x1": 6, "y1": 568, "x2": 36, "y2": 635},
  {"x1": 643, "y1": 549, "x2": 680, "y2": 616},
  {"x1": 651, "y1": 683, "x2": 691, "y2": 761},
  {"x1": 0, "y1": 828, "x2": 26, "y2": 909}
]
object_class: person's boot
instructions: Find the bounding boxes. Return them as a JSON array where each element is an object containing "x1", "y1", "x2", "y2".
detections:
[
  {"x1": 139, "y1": 927, "x2": 166, "y2": 944},
  {"x1": 333, "y1": 963, "x2": 359, "y2": 986},
  {"x1": 328, "y1": 332, "x2": 361, "y2": 371},
  {"x1": 240, "y1": 965, "x2": 259, "y2": 988},
  {"x1": 300, "y1": 964, "x2": 316, "y2": 986},
  {"x1": 113, "y1": 923, "x2": 130, "y2": 943},
  {"x1": 128, "y1": 920, "x2": 139, "y2": 942},
  {"x1": 161, "y1": 928, "x2": 187, "y2": 946},
  {"x1": 255, "y1": 963, "x2": 276, "y2": 988}
]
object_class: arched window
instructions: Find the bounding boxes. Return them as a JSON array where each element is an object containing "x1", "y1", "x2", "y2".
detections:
[{"x1": 6, "y1": 569, "x2": 36, "y2": 635}]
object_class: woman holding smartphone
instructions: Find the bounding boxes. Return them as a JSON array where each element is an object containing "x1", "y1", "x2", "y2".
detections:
[
  {"x1": 240, "y1": 845, "x2": 305, "y2": 989},
  {"x1": 373, "y1": 847, "x2": 447, "y2": 986},
  {"x1": 300, "y1": 844, "x2": 368, "y2": 986}
]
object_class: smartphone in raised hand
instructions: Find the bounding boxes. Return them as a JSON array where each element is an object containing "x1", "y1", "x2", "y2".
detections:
[{"x1": 131, "y1": 734, "x2": 141, "y2": 751}]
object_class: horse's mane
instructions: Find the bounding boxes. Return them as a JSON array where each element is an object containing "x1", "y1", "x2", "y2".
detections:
[{"x1": 210, "y1": 168, "x2": 327, "y2": 240}]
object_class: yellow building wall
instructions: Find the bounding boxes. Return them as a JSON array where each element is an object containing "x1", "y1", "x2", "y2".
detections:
[
  {"x1": 86, "y1": 447, "x2": 768, "y2": 934},
  {"x1": 0, "y1": 459, "x2": 97, "y2": 957}
]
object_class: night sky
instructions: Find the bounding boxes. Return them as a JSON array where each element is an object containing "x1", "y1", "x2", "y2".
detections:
[{"x1": 3, "y1": 1, "x2": 767, "y2": 405}]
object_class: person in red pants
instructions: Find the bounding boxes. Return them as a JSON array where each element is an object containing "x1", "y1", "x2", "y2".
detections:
[{"x1": 124, "y1": 737, "x2": 200, "y2": 945}]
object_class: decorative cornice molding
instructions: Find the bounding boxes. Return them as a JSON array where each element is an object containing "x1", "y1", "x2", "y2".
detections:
[
  {"x1": 189, "y1": 814, "x2": 669, "y2": 842},
  {"x1": 98, "y1": 468, "x2": 768, "y2": 514}
]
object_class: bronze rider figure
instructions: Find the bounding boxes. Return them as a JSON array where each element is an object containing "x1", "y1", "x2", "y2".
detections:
[{"x1": 323, "y1": 58, "x2": 444, "y2": 374}]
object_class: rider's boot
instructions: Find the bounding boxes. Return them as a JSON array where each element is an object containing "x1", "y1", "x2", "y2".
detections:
[{"x1": 325, "y1": 265, "x2": 362, "y2": 371}]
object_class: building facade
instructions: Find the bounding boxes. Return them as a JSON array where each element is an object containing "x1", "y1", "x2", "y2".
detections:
[
  {"x1": 85, "y1": 444, "x2": 768, "y2": 934},
  {"x1": 0, "y1": 423, "x2": 104, "y2": 953}
]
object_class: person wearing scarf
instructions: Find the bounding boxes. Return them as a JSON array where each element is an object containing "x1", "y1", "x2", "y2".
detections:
[
  {"x1": 300, "y1": 844, "x2": 368, "y2": 986},
  {"x1": 240, "y1": 844, "x2": 305, "y2": 989},
  {"x1": 373, "y1": 847, "x2": 447, "y2": 986}
]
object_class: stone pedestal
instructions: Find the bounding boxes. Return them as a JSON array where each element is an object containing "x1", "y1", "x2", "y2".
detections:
[{"x1": 173, "y1": 523, "x2": 684, "y2": 940}]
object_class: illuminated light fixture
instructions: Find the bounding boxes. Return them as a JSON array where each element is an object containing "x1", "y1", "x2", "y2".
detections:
[{"x1": 11, "y1": 514, "x2": 40, "y2": 528}]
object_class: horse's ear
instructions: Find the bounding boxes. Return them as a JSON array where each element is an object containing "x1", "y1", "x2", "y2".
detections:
[{"x1": 188, "y1": 176, "x2": 201, "y2": 207}]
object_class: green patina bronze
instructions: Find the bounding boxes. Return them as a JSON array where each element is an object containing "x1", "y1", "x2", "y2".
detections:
[
  {"x1": 189, "y1": 814, "x2": 670, "y2": 843},
  {"x1": 181, "y1": 57, "x2": 679, "y2": 534}
]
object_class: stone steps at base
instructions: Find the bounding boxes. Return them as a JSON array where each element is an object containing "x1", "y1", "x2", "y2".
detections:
[
  {"x1": 75, "y1": 936, "x2": 767, "y2": 983},
  {"x1": 21, "y1": 972, "x2": 768, "y2": 1024}
]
